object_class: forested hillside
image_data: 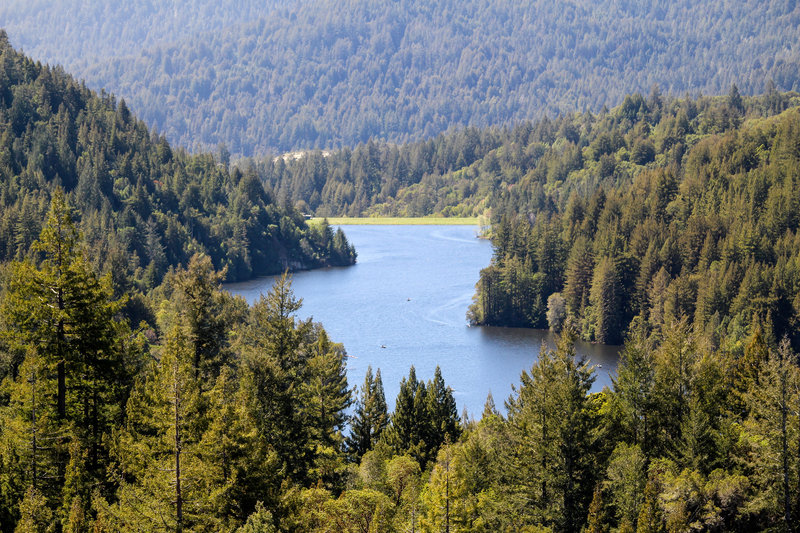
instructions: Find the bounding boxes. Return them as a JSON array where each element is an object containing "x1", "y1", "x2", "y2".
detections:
[
  {"x1": 466, "y1": 90, "x2": 800, "y2": 355},
  {"x1": 1, "y1": 215, "x2": 798, "y2": 531},
  {"x1": 0, "y1": 34, "x2": 355, "y2": 293},
  {"x1": 4, "y1": 0, "x2": 799, "y2": 154},
  {"x1": 263, "y1": 87, "x2": 799, "y2": 219},
  {"x1": 0, "y1": 0, "x2": 293, "y2": 71}
]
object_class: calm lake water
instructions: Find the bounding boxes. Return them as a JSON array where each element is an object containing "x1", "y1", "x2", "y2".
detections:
[{"x1": 226, "y1": 225, "x2": 620, "y2": 418}]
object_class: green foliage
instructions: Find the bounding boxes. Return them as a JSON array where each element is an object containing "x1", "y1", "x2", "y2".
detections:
[
  {"x1": 237, "y1": 502, "x2": 276, "y2": 533},
  {"x1": 1, "y1": 193, "x2": 799, "y2": 532},
  {"x1": 346, "y1": 366, "x2": 388, "y2": 460},
  {"x1": 0, "y1": 37, "x2": 355, "y2": 293},
  {"x1": 0, "y1": 193, "x2": 127, "y2": 531},
  {"x1": 469, "y1": 93, "x2": 800, "y2": 350},
  {"x1": 4, "y1": 2, "x2": 799, "y2": 154},
  {"x1": 383, "y1": 366, "x2": 461, "y2": 469},
  {"x1": 505, "y1": 329, "x2": 598, "y2": 531}
]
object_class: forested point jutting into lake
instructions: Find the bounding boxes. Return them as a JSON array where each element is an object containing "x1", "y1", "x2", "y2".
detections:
[
  {"x1": 0, "y1": 31, "x2": 355, "y2": 293},
  {"x1": 1, "y1": 23, "x2": 800, "y2": 533}
]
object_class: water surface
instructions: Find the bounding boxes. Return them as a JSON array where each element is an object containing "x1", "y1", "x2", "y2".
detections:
[{"x1": 226, "y1": 225, "x2": 619, "y2": 417}]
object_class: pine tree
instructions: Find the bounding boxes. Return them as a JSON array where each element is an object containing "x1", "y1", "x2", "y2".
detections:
[
  {"x1": 301, "y1": 325, "x2": 352, "y2": 486},
  {"x1": 612, "y1": 330, "x2": 656, "y2": 454},
  {"x1": 346, "y1": 366, "x2": 388, "y2": 460},
  {"x1": 425, "y1": 366, "x2": 462, "y2": 452},
  {"x1": 586, "y1": 486, "x2": 609, "y2": 533},
  {"x1": 238, "y1": 272, "x2": 314, "y2": 485},
  {"x1": 743, "y1": 338, "x2": 800, "y2": 530},
  {"x1": 107, "y1": 323, "x2": 207, "y2": 532},
  {"x1": 167, "y1": 253, "x2": 232, "y2": 386},
  {"x1": 636, "y1": 468, "x2": 665, "y2": 533},
  {"x1": 0, "y1": 191, "x2": 124, "y2": 528},
  {"x1": 383, "y1": 366, "x2": 432, "y2": 465},
  {"x1": 589, "y1": 256, "x2": 622, "y2": 344},
  {"x1": 505, "y1": 328, "x2": 598, "y2": 530}
]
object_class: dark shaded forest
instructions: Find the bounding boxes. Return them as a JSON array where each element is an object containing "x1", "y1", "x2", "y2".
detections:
[
  {"x1": 4, "y1": 0, "x2": 799, "y2": 154},
  {"x1": 0, "y1": 33, "x2": 355, "y2": 296}
]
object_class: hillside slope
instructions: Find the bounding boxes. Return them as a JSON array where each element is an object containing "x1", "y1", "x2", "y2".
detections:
[
  {"x1": 0, "y1": 34, "x2": 355, "y2": 292},
  {"x1": 4, "y1": 0, "x2": 800, "y2": 154},
  {"x1": 470, "y1": 96, "x2": 800, "y2": 352}
]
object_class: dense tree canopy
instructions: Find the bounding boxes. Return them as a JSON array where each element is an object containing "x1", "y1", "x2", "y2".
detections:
[
  {"x1": 0, "y1": 34, "x2": 355, "y2": 292},
  {"x1": 466, "y1": 90, "x2": 800, "y2": 353},
  {"x1": 3, "y1": 0, "x2": 799, "y2": 154}
]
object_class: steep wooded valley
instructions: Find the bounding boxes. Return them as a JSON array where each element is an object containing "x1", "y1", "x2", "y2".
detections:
[{"x1": 1, "y1": 2, "x2": 800, "y2": 531}]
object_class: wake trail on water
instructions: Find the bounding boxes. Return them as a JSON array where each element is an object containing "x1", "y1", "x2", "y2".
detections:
[{"x1": 430, "y1": 229, "x2": 480, "y2": 244}]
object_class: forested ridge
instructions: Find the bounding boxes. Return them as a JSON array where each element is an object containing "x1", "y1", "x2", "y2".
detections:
[
  {"x1": 0, "y1": 33, "x2": 355, "y2": 295},
  {"x1": 4, "y1": 0, "x2": 799, "y2": 154},
  {"x1": 260, "y1": 87, "x2": 799, "y2": 219},
  {"x1": 467, "y1": 88, "x2": 800, "y2": 353}
]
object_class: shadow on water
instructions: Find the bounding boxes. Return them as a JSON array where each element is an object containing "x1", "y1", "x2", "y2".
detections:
[{"x1": 476, "y1": 326, "x2": 622, "y2": 391}]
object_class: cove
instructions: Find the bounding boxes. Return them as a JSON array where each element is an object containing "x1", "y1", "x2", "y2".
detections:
[{"x1": 225, "y1": 225, "x2": 620, "y2": 417}]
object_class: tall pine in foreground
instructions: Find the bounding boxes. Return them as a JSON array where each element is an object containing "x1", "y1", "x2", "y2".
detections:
[
  {"x1": 383, "y1": 366, "x2": 461, "y2": 468},
  {"x1": 0, "y1": 191, "x2": 129, "y2": 530},
  {"x1": 505, "y1": 328, "x2": 598, "y2": 531},
  {"x1": 346, "y1": 366, "x2": 388, "y2": 460}
]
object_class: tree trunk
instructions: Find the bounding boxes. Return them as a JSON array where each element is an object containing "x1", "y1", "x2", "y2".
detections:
[{"x1": 174, "y1": 363, "x2": 183, "y2": 533}]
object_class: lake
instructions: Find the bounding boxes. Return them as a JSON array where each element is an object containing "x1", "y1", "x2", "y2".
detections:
[{"x1": 226, "y1": 225, "x2": 620, "y2": 418}]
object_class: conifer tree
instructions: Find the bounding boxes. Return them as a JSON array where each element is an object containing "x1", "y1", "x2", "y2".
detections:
[
  {"x1": 107, "y1": 324, "x2": 207, "y2": 532},
  {"x1": 744, "y1": 338, "x2": 800, "y2": 530},
  {"x1": 301, "y1": 325, "x2": 352, "y2": 486},
  {"x1": 505, "y1": 328, "x2": 597, "y2": 530},
  {"x1": 425, "y1": 366, "x2": 461, "y2": 453},
  {"x1": 384, "y1": 366, "x2": 422, "y2": 458},
  {"x1": 612, "y1": 330, "x2": 656, "y2": 454},
  {"x1": 167, "y1": 253, "x2": 232, "y2": 386},
  {"x1": 239, "y1": 272, "x2": 313, "y2": 484},
  {"x1": 589, "y1": 256, "x2": 622, "y2": 344},
  {"x1": 346, "y1": 366, "x2": 388, "y2": 460},
  {"x1": 0, "y1": 191, "x2": 124, "y2": 529}
]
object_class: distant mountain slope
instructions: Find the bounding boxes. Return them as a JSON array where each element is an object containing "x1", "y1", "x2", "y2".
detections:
[
  {"x1": 4, "y1": 0, "x2": 797, "y2": 155},
  {"x1": 0, "y1": 0, "x2": 292, "y2": 71},
  {"x1": 0, "y1": 34, "x2": 355, "y2": 292}
]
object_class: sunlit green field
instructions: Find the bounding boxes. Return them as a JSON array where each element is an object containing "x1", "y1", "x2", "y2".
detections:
[{"x1": 312, "y1": 217, "x2": 480, "y2": 225}]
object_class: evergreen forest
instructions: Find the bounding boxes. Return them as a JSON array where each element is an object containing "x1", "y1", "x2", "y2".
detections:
[
  {"x1": 1, "y1": 5, "x2": 800, "y2": 532},
  {"x1": 3, "y1": 0, "x2": 799, "y2": 154},
  {"x1": 0, "y1": 32, "x2": 355, "y2": 296}
]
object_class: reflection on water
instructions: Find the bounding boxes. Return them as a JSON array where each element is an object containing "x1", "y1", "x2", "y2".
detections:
[{"x1": 226, "y1": 225, "x2": 620, "y2": 417}]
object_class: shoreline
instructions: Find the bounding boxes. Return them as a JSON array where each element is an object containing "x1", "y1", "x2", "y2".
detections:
[{"x1": 311, "y1": 216, "x2": 480, "y2": 225}]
